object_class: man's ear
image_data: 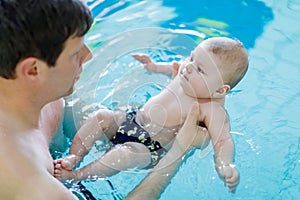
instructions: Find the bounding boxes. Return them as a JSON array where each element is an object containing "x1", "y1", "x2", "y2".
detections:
[
  {"x1": 215, "y1": 84, "x2": 231, "y2": 97},
  {"x1": 16, "y1": 58, "x2": 39, "y2": 79}
]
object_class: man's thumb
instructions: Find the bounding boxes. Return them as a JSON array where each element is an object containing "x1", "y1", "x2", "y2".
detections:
[{"x1": 183, "y1": 102, "x2": 199, "y2": 128}]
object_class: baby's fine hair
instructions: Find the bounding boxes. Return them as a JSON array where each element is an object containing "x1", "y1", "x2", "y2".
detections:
[
  {"x1": 0, "y1": 0, "x2": 93, "y2": 79},
  {"x1": 204, "y1": 37, "x2": 249, "y2": 89}
]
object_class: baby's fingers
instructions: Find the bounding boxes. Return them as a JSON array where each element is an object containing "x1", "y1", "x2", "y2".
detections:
[
  {"x1": 171, "y1": 62, "x2": 180, "y2": 78},
  {"x1": 225, "y1": 170, "x2": 239, "y2": 193},
  {"x1": 131, "y1": 54, "x2": 151, "y2": 64},
  {"x1": 226, "y1": 180, "x2": 237, "y2": 193}
]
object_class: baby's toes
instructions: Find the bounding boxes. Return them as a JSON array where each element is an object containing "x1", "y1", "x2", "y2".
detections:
[
  {"x1": 61, "y1": 159, "x2": 73, "y2": 170},
  {"x1": 54, "y1": 170, "x2": 60, "y2": 177}
]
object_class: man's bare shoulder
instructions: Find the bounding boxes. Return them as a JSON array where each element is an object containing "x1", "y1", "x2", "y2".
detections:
[
  {"x1": 0, "y1": 158, "x2": 76, "y2": 200},
  {"x1": 0, "y1": 131, "x2": 76, "y2": 200},
  {"x1": 0, "y1": 163, "x2": 38, "y2": 199}
]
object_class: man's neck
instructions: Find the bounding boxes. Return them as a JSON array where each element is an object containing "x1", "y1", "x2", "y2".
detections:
[{"x1": 0, "y1": 92, "x2": 43, "y2": 132}]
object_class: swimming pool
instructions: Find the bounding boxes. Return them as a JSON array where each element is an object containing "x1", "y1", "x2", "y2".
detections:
[{"x1": 52, "y1": 0, "x2": 300, "y2": 199}]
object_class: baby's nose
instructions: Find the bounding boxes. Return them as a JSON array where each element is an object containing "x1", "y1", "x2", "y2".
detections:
[{"x1": 185, "y1": 63, "x2": 193, "y2": 74}]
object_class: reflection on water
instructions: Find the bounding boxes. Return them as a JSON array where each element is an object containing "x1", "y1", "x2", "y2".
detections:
[
  {"x1": 52, "y1": 0, "x2": 300, "y2": 199},
  {"x1": 87, "y1": 0, "x2": 274, "y2": 49},
  {"x1": 287, "y1": 0, "x2": 300, "y2": 11},
  {"x1": 161, "y1": 0, "x2": 274, "y2": 48}
]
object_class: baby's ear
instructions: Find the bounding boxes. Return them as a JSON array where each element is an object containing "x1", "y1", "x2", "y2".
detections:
[{"x1": 216, "y1": 84, "x2": 231, "y2": 96}]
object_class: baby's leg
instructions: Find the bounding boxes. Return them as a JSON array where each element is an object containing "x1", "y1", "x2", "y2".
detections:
[
  {"x1": 54, "y1": 142, "x2": 151, "y2": 181},
  {"x1": 55, "y1": 109, "x2": 117, "y2": 171}
]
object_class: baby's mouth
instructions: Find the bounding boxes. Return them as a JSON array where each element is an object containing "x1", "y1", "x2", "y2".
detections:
[{"x1": 180, "y1": 70, "x2": 188, "y2": 81}]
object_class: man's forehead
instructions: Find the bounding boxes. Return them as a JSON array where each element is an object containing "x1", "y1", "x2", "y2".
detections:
[{"x1": 64, "y1": 36, "x2": 84, "y2": 50}]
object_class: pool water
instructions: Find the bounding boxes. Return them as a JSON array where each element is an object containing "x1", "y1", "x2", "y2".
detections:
[{"x1": 52, "y1": 0, "x2": 300, "y2": 199}]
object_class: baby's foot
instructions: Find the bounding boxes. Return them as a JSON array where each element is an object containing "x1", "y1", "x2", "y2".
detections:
[
  {"x1": 54, "y1": 163, "x2": 78, "y2": 181},
  {"x1": 54, "y1": 154, "x2": 82, "y2": 171}
]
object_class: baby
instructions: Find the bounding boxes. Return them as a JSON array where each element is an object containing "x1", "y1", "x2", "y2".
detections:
[{"x1": 54, "y1": 37, "x2": 248, "y2": 193}]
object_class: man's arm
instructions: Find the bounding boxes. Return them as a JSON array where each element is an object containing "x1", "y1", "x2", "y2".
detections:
[
  {"x1": 31, "y1": 172, "x2": 78, "y2": 200},
  {"x1": 124, "y1": 104, "x2": 209, "y2": 200},
  {"x1": 123, "y1": 141, "x2": 184, "y2": 200}
]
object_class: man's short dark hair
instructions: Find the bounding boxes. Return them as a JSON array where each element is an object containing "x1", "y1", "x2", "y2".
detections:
[{"x1": 0, "y1": 0, "x2": 93, "y2": 79}]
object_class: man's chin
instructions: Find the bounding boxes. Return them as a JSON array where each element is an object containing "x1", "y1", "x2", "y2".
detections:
[{"x1": 65, "y1": 87, "x2": 75, "y2": 97}]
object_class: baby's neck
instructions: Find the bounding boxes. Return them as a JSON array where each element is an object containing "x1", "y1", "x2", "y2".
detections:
[
  {"x1": 197, "y1": 97, "x2": 225, "y2": 105},
  {"x1": 167, "y1": 78, "x2": 226, "y2": 106}
]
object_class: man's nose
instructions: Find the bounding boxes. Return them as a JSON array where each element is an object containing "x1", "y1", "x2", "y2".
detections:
[{"x1": 82, "y1": 44, "x2": 93, "y2": 63}]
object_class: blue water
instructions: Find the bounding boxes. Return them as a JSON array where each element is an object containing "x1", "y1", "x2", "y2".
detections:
[{"x1": 53, "y1": 0, "x2": 300, "y2": 199}]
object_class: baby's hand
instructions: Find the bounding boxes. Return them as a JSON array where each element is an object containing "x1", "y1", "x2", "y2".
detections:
[
  {"x1": 171, "y1": 62, "x2": 180, "y2": 78},
  {"x1": 216, "y1": 164, "x2": 239, "y2": 193},
  {"x1": 132, "y1": 54, "x2": 157, "y2": 72}
]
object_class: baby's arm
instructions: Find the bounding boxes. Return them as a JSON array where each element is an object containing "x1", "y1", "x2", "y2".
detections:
[
  {"x1": 132, "y1": 54, "x2": 180, "y2": 78},
  {"x1": 204, "y1": 104, "x2": 239, "y2": 193}
]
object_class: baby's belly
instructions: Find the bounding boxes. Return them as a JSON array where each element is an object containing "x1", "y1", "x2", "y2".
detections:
[{"x1": 136, "y1": 111, "x2": 182, "y2": 149}]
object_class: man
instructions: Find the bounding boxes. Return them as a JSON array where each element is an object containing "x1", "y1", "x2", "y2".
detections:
[
  {"x1": 0, "y1": 0, "x2": 208, "y2": 199},
  {"x1": 0, "y1": 0, "x2": 93, "y2": 199}
]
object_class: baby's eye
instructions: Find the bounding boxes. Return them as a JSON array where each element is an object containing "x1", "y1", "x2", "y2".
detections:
[{"x1": 197, "y1": 66, "x2": 203, "y2": 73}]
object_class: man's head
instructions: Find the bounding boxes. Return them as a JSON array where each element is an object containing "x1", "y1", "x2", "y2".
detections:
[{"x1": 0, "y1": 0, "x2": 93, "y2": 79}]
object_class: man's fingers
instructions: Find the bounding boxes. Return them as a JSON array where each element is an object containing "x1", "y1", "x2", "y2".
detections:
[
  {"x1": 175, "y1": 103, "x2": 199, "y2": 152},
  {"x1": 193, "y1": 126, "x2": 210, "y2": 149},
  {"x1": 182, "y1": 103, "x2": 199, "y2": 129}
]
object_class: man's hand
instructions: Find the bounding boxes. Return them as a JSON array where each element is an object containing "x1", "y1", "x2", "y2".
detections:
[
  {"x1": 124, "y1": 103, "x2": 209, "y2": 200},
  {"x1": 176, "y1": 103, "x2": 210, "y2": 152}
]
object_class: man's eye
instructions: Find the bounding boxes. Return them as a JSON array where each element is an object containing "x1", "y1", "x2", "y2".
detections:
[{"x1": 73, "y1": 51, "x2": 81, "y2": 59}]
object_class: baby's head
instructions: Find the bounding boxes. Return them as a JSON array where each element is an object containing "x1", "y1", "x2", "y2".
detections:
[
  {"x1": 178, "y1": 37, "x2": 248, "y2": 99},
  {"x1": 200, "y1": 37, "x2": 249, "y2": 89}
]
